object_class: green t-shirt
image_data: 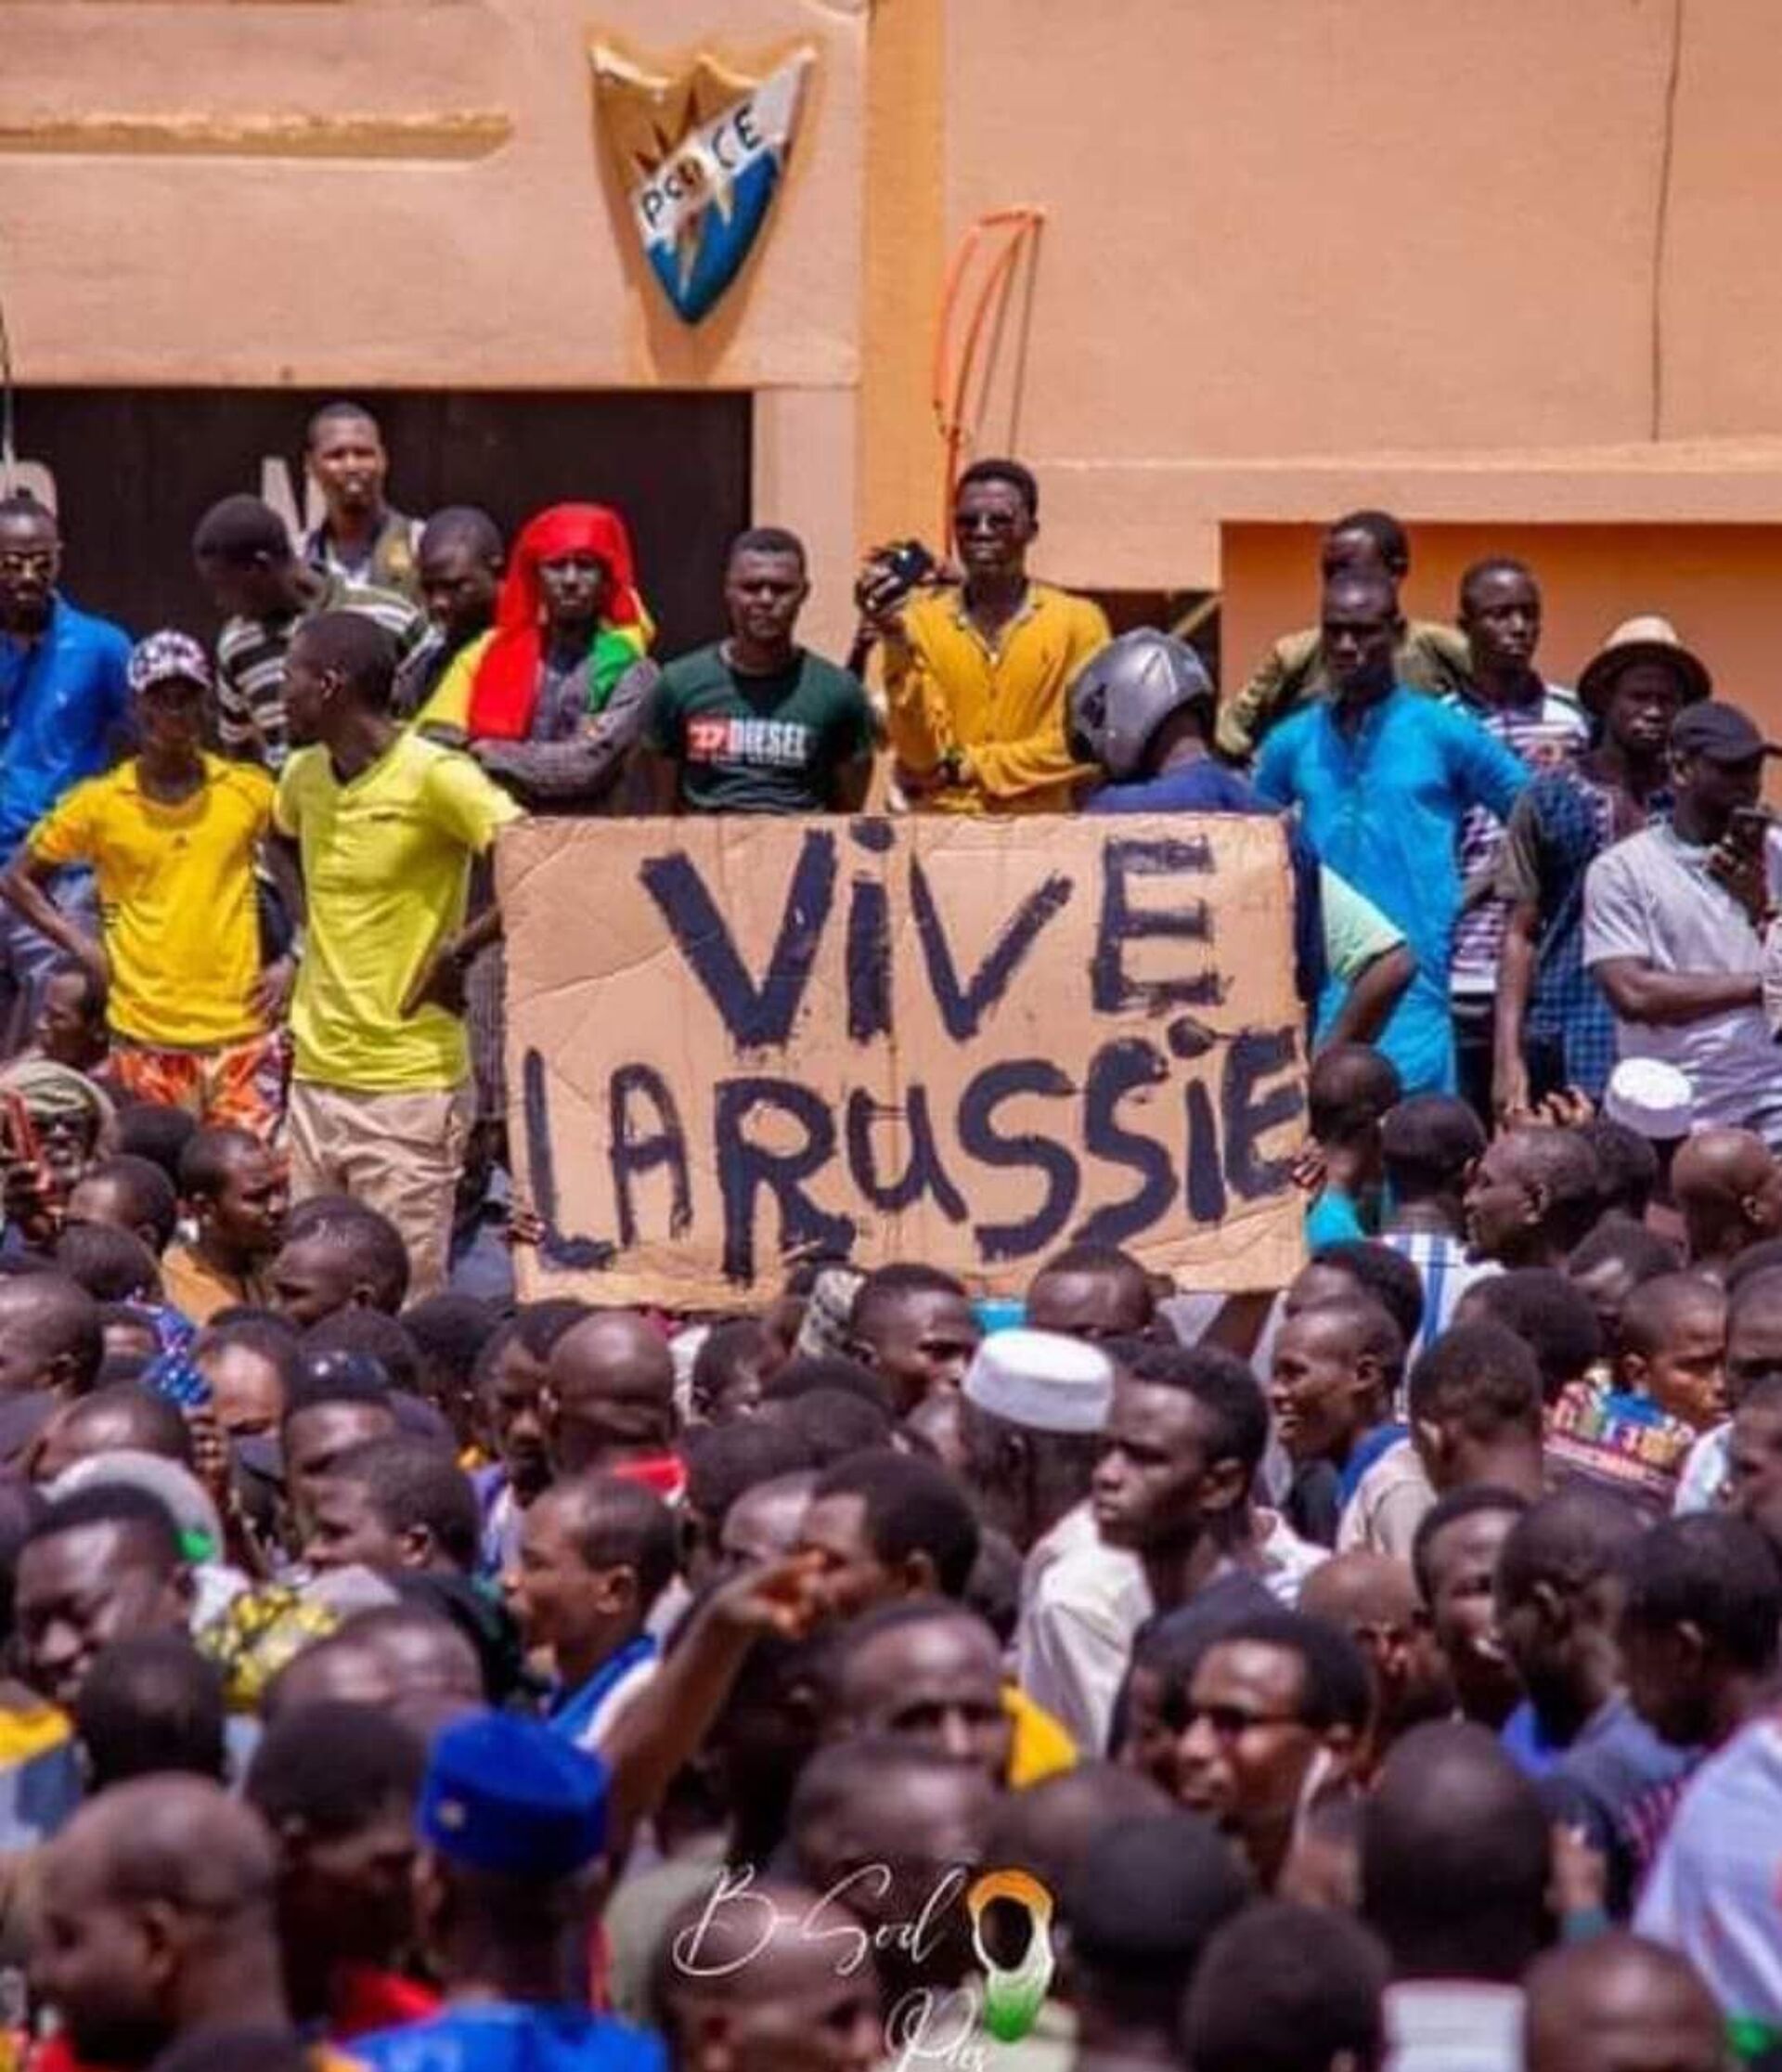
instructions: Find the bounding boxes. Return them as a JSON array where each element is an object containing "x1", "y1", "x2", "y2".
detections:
[{"x1": 647, "y1": 642, "x2": 873, "y2": 813}]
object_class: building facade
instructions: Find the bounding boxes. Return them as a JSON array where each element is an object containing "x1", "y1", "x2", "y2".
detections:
[{"x1": 7, "y1": 0, "x2": 1782, "y2": 704}]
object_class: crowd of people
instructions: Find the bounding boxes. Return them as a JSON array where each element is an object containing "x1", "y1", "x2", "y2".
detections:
[{"x1": 0, "y1": 399, "x2": 1776, "y2": 2072}]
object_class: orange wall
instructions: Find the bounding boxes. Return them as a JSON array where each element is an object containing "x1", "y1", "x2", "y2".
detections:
[
  {"x1": 11, "y1": 0, "x2": 1782, "y2": 638},
  {"x1": 1222, "y1": 521, "x2": 1782, "y2": 758},
  {"x1": 891, "y1": 0, "x2": 1782, "y2": 593}
]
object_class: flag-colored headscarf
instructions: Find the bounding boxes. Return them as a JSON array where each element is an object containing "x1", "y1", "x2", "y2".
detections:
[{"x1": 467, "y1": 503, "x2": 649, "y2": 740}]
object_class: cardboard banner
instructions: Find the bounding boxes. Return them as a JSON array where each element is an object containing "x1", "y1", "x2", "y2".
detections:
[{"x1": 502, "y1": 814, "x2": 1308, "y2": 1308}]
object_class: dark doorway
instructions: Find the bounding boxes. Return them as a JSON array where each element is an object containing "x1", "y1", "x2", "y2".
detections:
[{"x1": 8, "y1": 387, "x2": 754, "y2": 658}]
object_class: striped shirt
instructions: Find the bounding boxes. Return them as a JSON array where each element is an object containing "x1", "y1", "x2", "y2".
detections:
[
  {"x1": 1443, "y1": 681, "x2": 1589, "y2": 996},
  {"x1": 1382, "y1": 1226, "x2": 1502, "y2": 1360},
  {"x1": 214, "y1": 574, "x2": 424, "y2": 771}
]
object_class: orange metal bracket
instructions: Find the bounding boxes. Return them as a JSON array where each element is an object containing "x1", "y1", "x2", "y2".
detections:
[{"x1": 930, "y1": 206, "x2": 1045, "y2": 550}]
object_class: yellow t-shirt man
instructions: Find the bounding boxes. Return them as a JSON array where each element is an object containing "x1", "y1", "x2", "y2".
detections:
[
  {"x1": 883, "y1": 582, "x2": 1110, "y2": 813},
  {"x1": 273, "y1": 732, "x2": 520, "y2": 1093},
  {"x1": 26, "y1": 755, "x2": 275, "y2": 1049}
]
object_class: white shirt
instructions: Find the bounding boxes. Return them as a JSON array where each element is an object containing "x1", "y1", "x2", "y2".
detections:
[
  {"x1": 1253, "y1": 1508, "x2": 1327, "y2": 1605},
  {"x1": 1016, "y1": 1501, "x2": 1149, "y2": 1757},
  {"x1": 1383, "y1": 1982, "x2": 1524, "y2": 2072},
  {"x1": 1672, "y1": 1422, "x2": 1730, "y2": 1514}
]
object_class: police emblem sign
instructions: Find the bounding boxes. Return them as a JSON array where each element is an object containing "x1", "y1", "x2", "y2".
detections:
[{"x1": 590, "y1": 43, "x2": 815, "y2": 325}]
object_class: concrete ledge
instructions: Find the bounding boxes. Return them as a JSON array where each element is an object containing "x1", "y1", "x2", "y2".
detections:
[{"x1": 1033, "y1": 444, "x2": 1782, "y2": 594}]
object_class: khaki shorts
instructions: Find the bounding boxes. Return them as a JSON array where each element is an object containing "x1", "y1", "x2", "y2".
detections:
[{"x1": 286, "y1": 1079, "x2": 472, "y2": 1301}]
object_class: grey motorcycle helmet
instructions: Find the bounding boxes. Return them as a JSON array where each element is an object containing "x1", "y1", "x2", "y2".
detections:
[{"x1": 1069, "y1": 628, "x2": 1217, "y2": 783}]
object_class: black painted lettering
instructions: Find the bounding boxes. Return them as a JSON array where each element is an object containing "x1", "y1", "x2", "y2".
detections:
[
  {"x1": 1222, "y1": 1026, "x2": 1304, "y2": 1200},
  {"x1": 608, "y1": 1064, "x2": 692, "y2": 1249},
  {"x1": 956, "y1": 1058, "x2": 1080, "y2": 1263},
  {"x1": 639, "y1": 832, "x2": 837, "y2": 1050},
  {"x1": 520, "y1": 1047, "x2": 615, "y2": 1270},
  {"x1": 848, "y1": 817, "x2": 894, "y2": 854},
  {"x1": 844, "y1": 1087, "x2": 969, "y2": 1222},
  {"x1": 845, "y1": 872, "x2": 892, "y2": 1045},
  {"x1": 1184, "y1": 1078, "x2": 1227, "y2": 1225},
  {"x1": 713, "y1": 1077, "x2": 856, "y2": 1286},
  {"x1": 1074, "y1": 1036, "x2": 1175, "y2": 1246},
  {"x1": 910, "y1": 858, "x2": 1073, "y2": 1042},
  {"x1": 1091, "y1": 838, "x2": 1220, "y2": 1015}
]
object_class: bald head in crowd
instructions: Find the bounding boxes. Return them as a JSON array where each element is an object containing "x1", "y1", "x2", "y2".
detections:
[
  {"x1": 1299, "y1": 1551, "x2": 1449, "y2": 1755},
  {"x1": 656, "y1": 1881, "x2": 883, "y2": 2072},
  {"x1": 1026, "y1": 1244, "x2": 1154, "y2": 1342},
  {"x1": 982, "y1": 1760, "x2": 1171, "y2": 1905},
  {"x1": 33, "y1": 1776, "x2": 289, "y2": 2065},
  {"x1": 263, "y1": 1605, "x2": 484, "y2": 1721},
  {"x1": 546, "y1": 1310, "x2": 677, "y2": 1474},
  {"x1": 1465, "y1": 1125, "x2": 1600, "y2": 1269},
  {"x1": 1362, "y1": 1722, "x2": 1551, "y2": 1983},
  {"x1": 790, "y1": 1739, "x2": 997, "y2": 2001},
  {"x1": 0, "y1": 1273, "x2": 103, "y2": 1400},
  {"x1": 1673, "y1": 1128, "x2": 1782, "y2": 1276},
  {"x1": 32, "y1": 1382, "x2": 195, "y2": 1483},
  {"x1": 1523, "y1": 1934, "x2": 1724, "y2": 2072}
]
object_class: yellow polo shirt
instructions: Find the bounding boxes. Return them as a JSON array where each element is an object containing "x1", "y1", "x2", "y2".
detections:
[
  {"x1": 883, "y1": 582, "x2": 1110, "y2": 813},
  {"x1": 274, "y1": 732, "x2": 520, "y2": 1093},
  {"x1": 28, "y1": 754, "x2": 274, "y2": 1049}
]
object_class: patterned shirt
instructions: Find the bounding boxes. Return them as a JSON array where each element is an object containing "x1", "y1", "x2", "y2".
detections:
[
  {"x1": 1381, "y1": 1228, "x2": 1502, "y2": 1361},
  {"x1": 215, "y1": 574, "x2": 424, "y2": 771},
  {"x1": 1546, "y1": 1379, "x2": 1698, "y2": 1517},
  {"x1": 1496, "y1": 768, "x2": 1670, "y2": 1099},
  {"x1": 1442, "y1": 682, "x2": 1588, "y2": 996}
]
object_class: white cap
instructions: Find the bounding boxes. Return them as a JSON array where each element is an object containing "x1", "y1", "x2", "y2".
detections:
[
  {"x1": 50, "y1": 1450, "x2": 223, "y2": 1553},
  {"x1": 1602, "y1": 1057, "x2": 1694, "y2": 1141},
  {"x1": 962, "y1": 1327, "x2": 1114, "y2": 1434}
]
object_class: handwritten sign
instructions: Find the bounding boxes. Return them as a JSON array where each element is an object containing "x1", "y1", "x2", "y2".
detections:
[{"x1": 502, "y1": 815, "x2": 1308, "y2": 1308}]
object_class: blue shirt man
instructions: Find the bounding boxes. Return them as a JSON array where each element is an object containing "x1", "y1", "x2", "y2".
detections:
[
  {"x1": 0, "y1": 495, "x2": 130, "y2": 1047},
  {"x1": 1255, "y1": 570, "x2": 1528, "y2": 1094},
  {"x1": 355, "y1": 1711, "x2": 664, "y2": 2072},
  {"x1": 0, "y1": 498, "x2": 130, "y2": 855}
]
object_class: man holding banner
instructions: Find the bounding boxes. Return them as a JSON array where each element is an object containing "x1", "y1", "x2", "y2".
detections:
[{"x1": 274, "y1": 611, "x2": 519, "y2": 1301}]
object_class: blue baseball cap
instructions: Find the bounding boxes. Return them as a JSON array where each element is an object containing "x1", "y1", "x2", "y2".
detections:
[{"x1": 420, "y1": 1712, "x2": 610, "y2": 1880}]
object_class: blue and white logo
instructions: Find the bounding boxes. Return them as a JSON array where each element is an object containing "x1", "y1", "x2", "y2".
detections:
[{"x1": 591, "y1": 45, "x2": 814, "y2": 326}]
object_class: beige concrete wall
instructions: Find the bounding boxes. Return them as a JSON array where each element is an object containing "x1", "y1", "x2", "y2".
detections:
[
  {"x1": 913, "y1": 0, "x2": 1782, "y2": 592},
  {"x1": 0, "y1": 0, "x2": 866, "y2": 390},
  {"x1": 12, "y1": 0, "x2": 1782, "y2": 642},
  {"x1": 0, "y1": 0, "x2": 872, "y2": 645}
]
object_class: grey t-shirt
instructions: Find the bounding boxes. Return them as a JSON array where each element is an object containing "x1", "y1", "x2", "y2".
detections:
[{"x1": 1582, "y1": 822, "x2": 1782, "y2": 1142}]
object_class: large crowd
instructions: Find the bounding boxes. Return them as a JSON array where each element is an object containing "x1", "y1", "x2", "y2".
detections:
[{"x1": 0, "y1": 400, "x2": 1776, "y2": 2072}]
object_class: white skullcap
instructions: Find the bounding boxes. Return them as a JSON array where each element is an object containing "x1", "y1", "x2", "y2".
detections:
[
  {"x1": 962, "y1": 1327, "x2": 1114, "y2": 1434},
  {"x1": 1602, "y1": 1057, "x2": 1694, "y2": 1141},
  {"x1": 50, "y1": 1450, "x2": 224, "y2": 1554}
]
